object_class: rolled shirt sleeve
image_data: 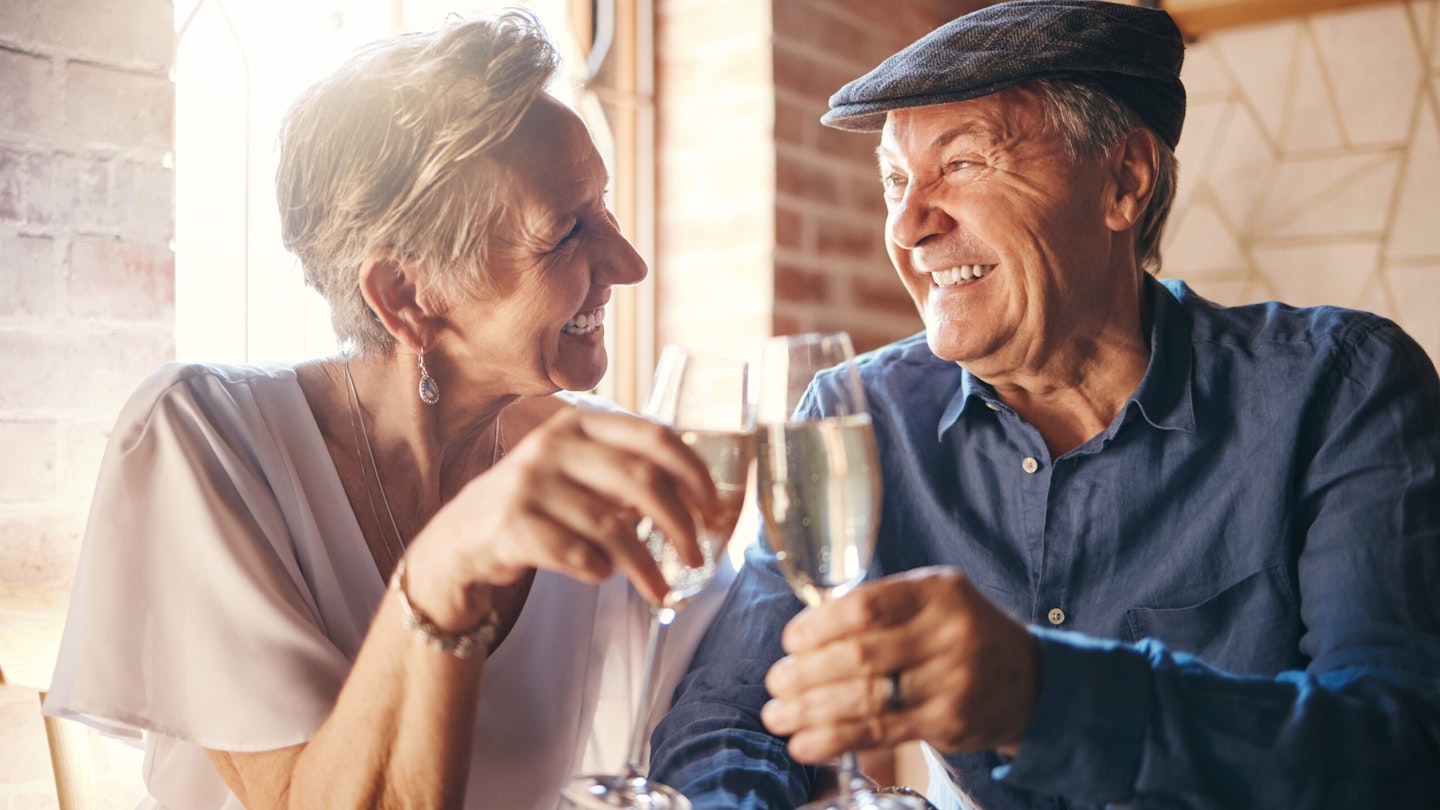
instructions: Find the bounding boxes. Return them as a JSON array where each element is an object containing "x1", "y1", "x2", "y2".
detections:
[{"x1": 651, "y1": 542, "x2": 817, "y2": 808}]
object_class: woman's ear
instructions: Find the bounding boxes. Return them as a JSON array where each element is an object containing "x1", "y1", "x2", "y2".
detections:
[
  {"x1": 357, "y1": 248, "x2": 439, "y2": 353},
  {"x1": 1104, "y1": 128, "x2": 1159, "y2": 234}
]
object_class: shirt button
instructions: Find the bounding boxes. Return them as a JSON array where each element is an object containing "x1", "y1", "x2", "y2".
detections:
[
  {"x1": 1047, "y1": 607, "x2": 1065, "y2": 625},
  {"x1": 1022, "y1": 457, "x2": 1040, "y2": 474},
  {"x1": 986, "y1": 401, "x2": 1000, "y2": 411}
]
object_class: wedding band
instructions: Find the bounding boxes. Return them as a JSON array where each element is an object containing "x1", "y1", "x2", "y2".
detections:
[{"x1": 885, "y1": 670, "x2": 904, "y2": 712}]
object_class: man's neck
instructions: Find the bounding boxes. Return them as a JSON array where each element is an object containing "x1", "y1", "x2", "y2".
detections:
[{"x1": 971, "y1": 279, "x2": 1154, "y2": 458}]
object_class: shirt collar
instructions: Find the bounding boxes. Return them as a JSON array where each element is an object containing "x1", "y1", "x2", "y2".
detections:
[
  {"x1": 1130, "y1": 275, "x2": 1196, "y2": 433},
  {"x1": 936, "y1": 274, "x2": 1196, "y2": 440},
  {"x1": 938, "y1": 368, "x2": 998, "y2": 440}
]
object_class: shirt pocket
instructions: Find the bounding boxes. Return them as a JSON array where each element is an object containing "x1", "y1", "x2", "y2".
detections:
[{"x1": 1125, "y1": 564, "x2": 1307, "y2": 676}]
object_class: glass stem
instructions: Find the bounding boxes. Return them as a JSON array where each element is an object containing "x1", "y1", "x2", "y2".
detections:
[
  {"x1": 818, "y1": 585, "x2": 863, "y2": 801},
  {"x1": 623, "y1": 605, "x2": 675, "y2": 778},
  {"x1": 837, "y1": 751, "x2": 861, "y2": 799}
]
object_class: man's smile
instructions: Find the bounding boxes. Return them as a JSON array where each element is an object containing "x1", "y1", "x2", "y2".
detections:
[{"x1": 927, "y1": 264, "x2": 996, "y2": 287}]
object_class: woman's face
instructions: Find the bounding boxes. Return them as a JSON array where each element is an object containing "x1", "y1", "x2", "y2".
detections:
[{"x1": 438, "y1": 97, "x2": 646, "y2": 397}]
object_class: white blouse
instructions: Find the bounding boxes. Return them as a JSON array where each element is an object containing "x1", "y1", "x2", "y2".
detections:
[{"x1": 43, "y1": 362, "x2": 732, "y2": 809}]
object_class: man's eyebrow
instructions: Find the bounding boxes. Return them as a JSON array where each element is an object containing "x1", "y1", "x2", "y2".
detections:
[
  {"x1": 930, "y1": 121, "x2": 996, "y2": 150},
  {"x1": 875, "y1": 120, "x2": 998, "y2": 166}
]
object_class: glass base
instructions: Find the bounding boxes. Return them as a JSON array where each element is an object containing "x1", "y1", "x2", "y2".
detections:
[
  {"x1": 562, "y1": 773, "x2": 693, "y2": 810},
  {"x1": 797, "y1": 790, "x2": 932, "y2": 810}
]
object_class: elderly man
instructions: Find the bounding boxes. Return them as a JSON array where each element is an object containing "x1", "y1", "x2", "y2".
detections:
[{"x1": 650, "y1": 1, "x2": 1440, "y2": 808}]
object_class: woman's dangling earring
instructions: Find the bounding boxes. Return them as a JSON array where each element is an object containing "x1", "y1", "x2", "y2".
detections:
[{"x1": 417, "y1": 350, "x2": 440, "y2": 405}]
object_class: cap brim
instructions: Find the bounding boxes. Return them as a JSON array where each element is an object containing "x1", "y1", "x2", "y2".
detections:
[{"x1": 821, "y1": 75, "x2": 1048, "y2": 132}]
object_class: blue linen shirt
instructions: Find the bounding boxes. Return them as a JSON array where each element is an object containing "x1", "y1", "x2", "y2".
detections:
[{"x1": 650, "y1": 277, "x2": 1440, "y2": 809}]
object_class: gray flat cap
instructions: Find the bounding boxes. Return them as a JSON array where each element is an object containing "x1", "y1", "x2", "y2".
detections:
[{"x1": 821, "y1": 0, "x2": 1187, "y2": 149}]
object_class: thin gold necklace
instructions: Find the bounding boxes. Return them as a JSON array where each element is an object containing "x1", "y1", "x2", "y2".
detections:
[{"x1": 342, "y1": 359, "x2": 504, "y2": 567}]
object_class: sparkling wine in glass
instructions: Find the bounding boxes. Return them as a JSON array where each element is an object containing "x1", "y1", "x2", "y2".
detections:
[
  {"x1": 564, "y1": 346, "x2": 755, "y2": 810},
  {"x1": 754, "y1": 332, "x2": 926, "y2": 810}
]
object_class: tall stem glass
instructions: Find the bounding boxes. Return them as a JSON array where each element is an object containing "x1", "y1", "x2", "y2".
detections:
[
  {"x1": 564, "y1": 346, "x2": 755, "y2": 810},
  {"x1": 753, "y1": 332, "x2": 926, "y2": 810}
]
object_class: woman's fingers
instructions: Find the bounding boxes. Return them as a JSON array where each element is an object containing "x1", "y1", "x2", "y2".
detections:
[
  {"x1": 535, "y1": 482, "x2": 672, "y2": 604},
  {"x1": 436, "y1": 407, "x2": 728, "y2": 601},
  {"x1": 552, "y1": 433, "x2": 706, "y2": 568},
  {"x1": 532, "y1": 408, "x2": 719, "y2": 568},
  {"x1": 572, "y1": 409, "x2": 719, "y2": 509}
]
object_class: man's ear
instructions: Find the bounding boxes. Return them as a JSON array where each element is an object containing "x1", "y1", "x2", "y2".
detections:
[
  {"x1": 1105, "y1": 127, "x2": 1159, "y2": 235},
  {"x1": 357, "y1": 248, "x2": 439, "y2": 353}
]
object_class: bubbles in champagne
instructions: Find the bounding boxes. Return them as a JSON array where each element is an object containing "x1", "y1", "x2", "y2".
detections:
[
  {"x1": 756, "y1": 415, "x2": 880, "y2": 606},
  {"x1": 642, "y1": 429, "x2": 754, "y2": 610}
]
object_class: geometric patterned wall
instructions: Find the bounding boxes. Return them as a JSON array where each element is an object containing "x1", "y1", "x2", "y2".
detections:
[{"x1": 1164, "y1": 0, "x2": 1440, "y2": 366}]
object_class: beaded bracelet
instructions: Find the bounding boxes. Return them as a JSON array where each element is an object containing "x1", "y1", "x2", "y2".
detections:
[
  {"x1": 873, "y1": 786, "x2": 938, "y2": 810},
  {"x1": 389, "y1": 557, "x2": 499, "y2": 659}
]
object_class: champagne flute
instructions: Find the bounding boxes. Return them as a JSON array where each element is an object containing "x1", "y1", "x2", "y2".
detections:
[
  {"x1": 753, "y1": 332, "x2": 926, "y2": 810},
  {"x1": 564, "y1": 346, "x2": 755, "y2": 810}
]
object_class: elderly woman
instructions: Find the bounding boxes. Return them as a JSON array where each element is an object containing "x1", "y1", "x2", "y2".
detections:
[{"x1": 43, "y1": 13, "x2": 730, "y2": 810}]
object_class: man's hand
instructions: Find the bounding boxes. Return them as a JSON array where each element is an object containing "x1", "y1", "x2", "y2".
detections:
[{"x1": 760, "y1": 566, "x2": 1041, "y2": 762}]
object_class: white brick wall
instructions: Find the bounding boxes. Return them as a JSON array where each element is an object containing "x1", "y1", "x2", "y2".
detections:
[{"x1": 0, "y1": 0, "x2": 170, "y2": 804}]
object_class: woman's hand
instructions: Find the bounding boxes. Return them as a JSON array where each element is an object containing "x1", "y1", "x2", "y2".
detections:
[
  {"x1": 403, "y1": 407, "x2": 721, "y2": 630},
  {"x1": 760, "y1": 566, "x2": 1041, "y2": 762}
]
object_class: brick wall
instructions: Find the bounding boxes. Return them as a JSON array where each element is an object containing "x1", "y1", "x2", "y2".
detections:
[
  {"x1": 0, "y1": 0, "x2": 175, "y2": 594},
  {"x1": 0, "y1": 0, "x2": 172, "y2": 805},
  {"x1": 771, "y1": 0, "x2": 979, "y2": 353},
  {"x1": 655, "y1": 0, "x2": 978, "y2": 361}
]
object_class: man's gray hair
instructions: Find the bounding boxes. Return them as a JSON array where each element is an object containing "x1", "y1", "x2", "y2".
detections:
[
  {"x1": 1032, "y1": 78, "x2": 1179, "y2": 275},
  {"x1": 276, "y1": 12, "x2": 560, "y2": 353}
]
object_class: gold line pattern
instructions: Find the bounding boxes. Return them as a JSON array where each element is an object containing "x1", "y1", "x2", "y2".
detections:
[{"x1": 1165, "y1": 0, "x2": 1440, "y2": 363}]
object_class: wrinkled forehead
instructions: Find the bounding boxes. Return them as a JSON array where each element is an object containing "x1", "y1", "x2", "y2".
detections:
[
  {"x1": 877, "y1": 86, "x2": 1049, "y2": 163},
  {"x1": 497, "y1": 96, "x2": 592, "y2": 164}
]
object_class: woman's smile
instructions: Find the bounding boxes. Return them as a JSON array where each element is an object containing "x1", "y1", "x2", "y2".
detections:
[{"x1": 561, "y1": 304, "x2": 606, "y2": 337}]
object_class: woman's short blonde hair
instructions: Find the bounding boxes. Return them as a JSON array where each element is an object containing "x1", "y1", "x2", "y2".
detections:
[{"x1": 276, "y1": 12, "x2": 560, "y2": 353}]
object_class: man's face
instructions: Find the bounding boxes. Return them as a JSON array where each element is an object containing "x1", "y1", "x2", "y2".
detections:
[{"x1": 878, "y1": 87, "x2": 1129, "y2": 372}]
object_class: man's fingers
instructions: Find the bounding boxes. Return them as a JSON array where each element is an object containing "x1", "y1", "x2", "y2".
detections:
[
  {"x1": 766, "y1": 624, "x2": 915, "y2": 698},
  {"x1": 762, "y1": 668, "x2": 900, "y2": 733},
  {"x1": 761, "y1": 565, "x2": 1042, "y2": 757},
  {"x1": 782, "y1": 570, "x2": 939, "y2": 653},
  {"x1": 773, "y1": 689, "x2": 925, "y2": 764}
]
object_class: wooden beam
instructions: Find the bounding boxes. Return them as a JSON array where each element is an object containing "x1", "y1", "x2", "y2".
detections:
[
  {"x1": 41, "y1": 693, "x2": 99, "y2": 810},
  {"x1": 1161, "y1": 0, "x2": 1396, "y2": 38}
]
